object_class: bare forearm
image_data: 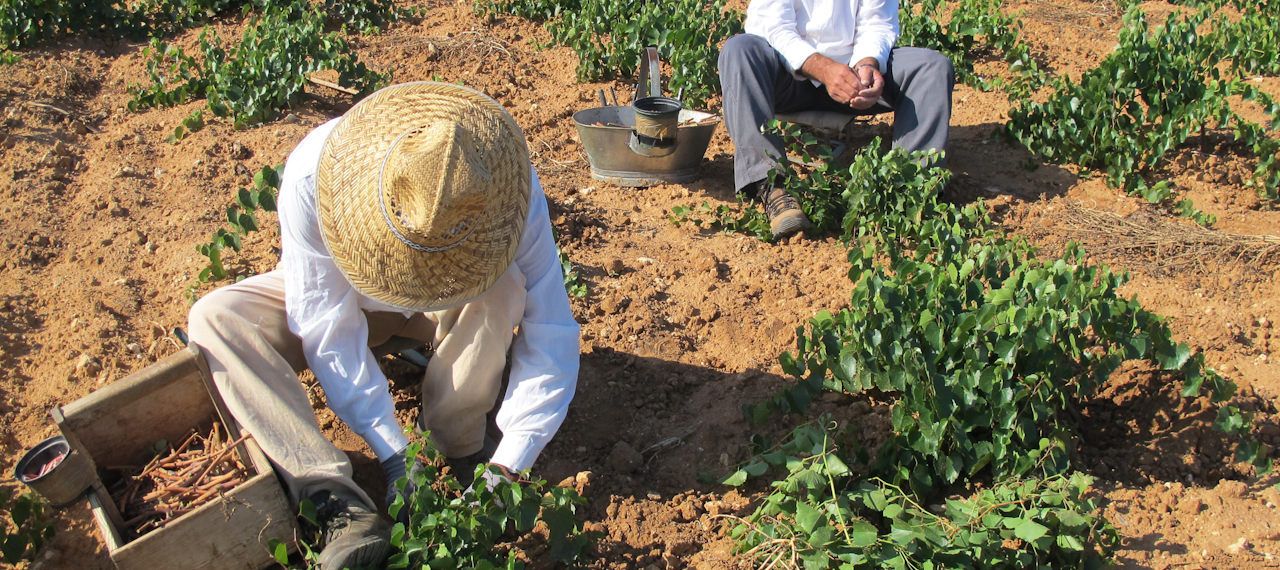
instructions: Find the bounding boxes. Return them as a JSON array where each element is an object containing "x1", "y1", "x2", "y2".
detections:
[{"x1": 799, "y1": 52, "x2": 839, "y2": 83}]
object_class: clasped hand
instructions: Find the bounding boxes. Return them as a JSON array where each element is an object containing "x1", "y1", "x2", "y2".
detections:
[{"x1": 805, "y1": 55, "x2": 883, "y2": 110}]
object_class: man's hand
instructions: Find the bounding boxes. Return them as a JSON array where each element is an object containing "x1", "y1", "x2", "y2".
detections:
[
  {"x1": 849, "y1": 58, "x2": 884, "y2": 110},
  {"x1": 800, "y1": 53, "x2": 861, "y2": 104},
  {"x1": 464, "y1": 463, "x2": 518, "y2": 508},
  {"x1": 479, "y1": 464, "x2": 517, "y2": 490},
  {"x1": 383, "y1": 449, "x2": 420, "y2": 521}
]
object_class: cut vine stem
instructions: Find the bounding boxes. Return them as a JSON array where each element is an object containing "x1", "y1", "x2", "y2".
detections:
[{"x1": 307, "y1": 76, "x2": 359, "y2": 96}]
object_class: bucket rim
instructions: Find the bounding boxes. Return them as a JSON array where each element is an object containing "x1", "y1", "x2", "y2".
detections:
[
  {"x1": 632, "y1": 96, "x2": 682, "y2": 116},
  {"x1": 13, "y1": 435, "x2": 71, "y2": 484}
]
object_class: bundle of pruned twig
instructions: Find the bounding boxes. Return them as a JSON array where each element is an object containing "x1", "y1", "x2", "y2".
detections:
[
  {"x1": 108, "y1": 418, "x2": 252, "y2": 537},
  {"x1": 1059, "y1": 202, "x2": 1280, "y2": 275}
]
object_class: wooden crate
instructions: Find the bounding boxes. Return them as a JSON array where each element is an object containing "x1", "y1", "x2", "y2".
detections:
[{"x1": 53, "y1": 346, "x2": 298, "y2": 570}]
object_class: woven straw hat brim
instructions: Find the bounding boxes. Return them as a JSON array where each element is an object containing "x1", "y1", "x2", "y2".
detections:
[{"x1": 316, "y1": 82, "x2": 531, "y2": 312}]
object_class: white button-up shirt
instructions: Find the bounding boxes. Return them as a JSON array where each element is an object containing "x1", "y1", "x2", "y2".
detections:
[
  {"x1": 746, "y1": 0, "x2": 899, "y2": 77},
  {"x1": 276, "y1": 119, "x2": 580, "y2": 472}
]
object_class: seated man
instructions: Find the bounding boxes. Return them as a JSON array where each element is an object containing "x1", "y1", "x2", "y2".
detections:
[
  {"x1": 187, "y1": 82, "x2": 580, "y2": 570},
  {"x1": 719, "y1": 0, "x2": 955, "y2": 239}
]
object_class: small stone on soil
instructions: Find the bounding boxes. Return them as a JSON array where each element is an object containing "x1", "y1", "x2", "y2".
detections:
[
  {"x1": 114, "y1": 166, "x2": 139, "y2": 179},
  {"x1": 230, "y1": 142, "x2": 252, "y2": 159},
  {"x1": 75, "y1": 354, "x2": 101, "y2": 377},
  {"x1": 1226, "y1": 536, "x2": 1250, "y2": 554},
  {"x1": 607, "y1": 258, "x2": 625, "y2": 275}
]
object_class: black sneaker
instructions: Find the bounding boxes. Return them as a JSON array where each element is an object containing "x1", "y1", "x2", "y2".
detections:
[
  {"x1": 756, "y1": 184, "x2": 812, "y2": 239},
  {"x1": 310, "y1": 490, "x2": 391, "y2": 570}
]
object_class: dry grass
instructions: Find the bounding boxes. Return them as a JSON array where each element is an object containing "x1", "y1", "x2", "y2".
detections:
[{"x1": 1058, "y1": 202, "x2": 1280, "y2": 275}]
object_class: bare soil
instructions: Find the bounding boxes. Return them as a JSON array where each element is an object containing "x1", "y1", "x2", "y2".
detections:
[{"x1": 2, "y1": 1, "x2": 1279, "y2": 568}]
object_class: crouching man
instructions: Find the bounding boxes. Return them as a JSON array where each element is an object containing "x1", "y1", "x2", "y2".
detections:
[
  {"x1": 187, "y1": 82, "x2": 580, "y2": 569},
  {"x1": 719, "y1": 0, "x2": 955, "y2": 239}
]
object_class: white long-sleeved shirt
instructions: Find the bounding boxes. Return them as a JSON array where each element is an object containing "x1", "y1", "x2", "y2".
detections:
[
  {"x1": 276, "y1": 119, "x2": 580, "y2": 472},
  {"x1": 745, "y1": 0, "x2": 899, "y2": 79}
]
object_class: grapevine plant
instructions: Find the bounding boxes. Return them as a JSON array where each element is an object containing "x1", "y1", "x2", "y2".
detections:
[
  {"x1": 713, "y1": 127, "x2": 1270, "y2": 567},
  {"x1": 897, "y1": 0, "x2": 1046, "y2": 97},
  {"x1": 2, "y1": 0, "x2": 401, "y2": 119},
  {"x1": 190, "y1": 165, "x2": 281, "y2": 296},
  {"x1": 385, "y1": 436, "x2": 593, "y2": 568},
  {"x1": 1007, "y1": 3, "x2": 1280, "y2": 221},
  {"x1": 0, "y1": 0, "x2": 255, "y2": 54},
  {"x1": 321, "y1": 0, "x2": 412, "y2": 35},
  {"x1": 559, "y1": 251, "x2": 589, "y2": 299},
  {"x1": 1, "y1": 0, "x2": 408, "y2": 49},
  {"x1": 479, "y1": 0, "x2": 741, "y2": 108},
  {"x1": 0, "y1": 488, "x2": 54, "y2": 565},
  {"x1": 128, "y1": 0, "x2": 386, "y2": 128},
  {"x1": 726, "y1": 420, "x2": 1117, "y2": 568},
  {"x1": 475, "y1": 0, "x2": 574, "y2": 21},
  {"x1": 668, "y1": 200, "x2": 772, "y2": 242},
  {"x1": 267, "y1": 434, "x2": 595, "y2": 569}
]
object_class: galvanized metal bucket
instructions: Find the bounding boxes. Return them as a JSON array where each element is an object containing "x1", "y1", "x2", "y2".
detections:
[
  {"x1": 573, "y1": 46, "x2": 720, "y2": 187},
  {"x1": 574, "y1": 105, "x2": 718, "y2": 187}
]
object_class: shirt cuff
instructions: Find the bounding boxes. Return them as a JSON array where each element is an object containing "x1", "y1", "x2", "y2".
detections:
[
  {"x1": 775, "y1": 38, "x2": 819, "y2": 74},
  {"x1": 849, "y1": 44, "x2": 890, "y2": 72},
  {"x1": 490, "y1": 433, "x2": 544, "y2": 473},
  {"x1": 361, "y1": 418, "x2": 409, "y2": 462}
]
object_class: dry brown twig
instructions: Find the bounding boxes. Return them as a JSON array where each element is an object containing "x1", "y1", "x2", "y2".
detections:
[
  {"x1": 427, "y1": 29, "x2": 512, "y2": 59},
  {"x1": 1057, "y1": 202, "x2": 1280, "y2": 275},
  {"x1": 377, "y1": 29, "x2": 512, "y2": 64},
  {"x1": 531, "y1": 139, "x2": 582, "y2": 172}
]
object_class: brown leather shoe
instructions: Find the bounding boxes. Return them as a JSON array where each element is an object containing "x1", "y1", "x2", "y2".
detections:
[{"x1": 758, "y1": 185, "x2": 812, "y2": 239}]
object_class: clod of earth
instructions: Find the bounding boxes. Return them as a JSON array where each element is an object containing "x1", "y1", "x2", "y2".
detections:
[{"x1": 607, "y1": 441, "x2": 642, "y2": 473}]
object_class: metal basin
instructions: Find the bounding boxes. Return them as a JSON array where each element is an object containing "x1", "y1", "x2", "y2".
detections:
[{"x1": 573, "y1": 106, "x2": 719, "y2": 187}]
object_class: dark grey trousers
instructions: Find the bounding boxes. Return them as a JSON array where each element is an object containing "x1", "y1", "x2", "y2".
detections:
[{"x1": 718, "y1": 33, "x2": 956, "y2": 192}]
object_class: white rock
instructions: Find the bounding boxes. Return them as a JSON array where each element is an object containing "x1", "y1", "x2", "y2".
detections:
[
  {"x1": 1227, "y1": 536, "x2": 1251, "y2": 554},
  {"x1": 75, "y1": 354, "x2": 101, "y2": 376}
]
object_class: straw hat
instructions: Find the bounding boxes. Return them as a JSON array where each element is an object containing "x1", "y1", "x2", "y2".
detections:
[{"x1": 315, "y1": 82, "x2": 531, "y2": 312}]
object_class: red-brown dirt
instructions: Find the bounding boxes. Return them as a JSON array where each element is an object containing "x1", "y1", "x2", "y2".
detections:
[{"x1": 2, "y1": 1, "x2": 1279, "y2": 568}]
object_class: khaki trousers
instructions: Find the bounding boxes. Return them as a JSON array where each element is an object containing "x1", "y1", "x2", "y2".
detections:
[{"x1": 187, "y1": 267, "x2": 526, "y2": 508}]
